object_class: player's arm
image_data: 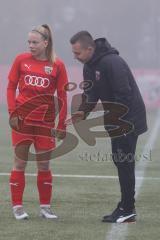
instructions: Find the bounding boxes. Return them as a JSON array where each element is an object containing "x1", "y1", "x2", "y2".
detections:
[
  {"x1": 7, "y1": 55, "x2": 21, "y2": 129},
  {"x1": 56, "y1": 61, "x2": 68, "y2": 139}
]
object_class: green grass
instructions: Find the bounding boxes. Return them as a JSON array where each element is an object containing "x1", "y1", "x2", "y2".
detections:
[{"x1": 0, "y1": 105, "x2": 160, "y2": 240}]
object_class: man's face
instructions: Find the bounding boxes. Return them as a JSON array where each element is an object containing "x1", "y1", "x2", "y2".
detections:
[{"x1": 71, "y1": 42, "x2": 94, "y2": 63}]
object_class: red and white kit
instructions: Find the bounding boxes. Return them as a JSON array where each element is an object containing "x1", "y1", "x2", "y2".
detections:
[{"x1": 7, "y1": 53, "x2": 68, "y2": 150}]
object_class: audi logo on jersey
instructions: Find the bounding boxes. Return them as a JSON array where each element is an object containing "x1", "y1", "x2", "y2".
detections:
[{"x1": 24, "y1": 75, "x2": 50, "y2": 88}]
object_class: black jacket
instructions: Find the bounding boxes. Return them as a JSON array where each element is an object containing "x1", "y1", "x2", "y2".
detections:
[{"x1": 79, "y1": 38, "x2": 147, "y2": 136}]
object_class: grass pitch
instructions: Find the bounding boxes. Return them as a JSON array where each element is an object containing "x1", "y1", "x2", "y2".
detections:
[{"x1": 0, "y1": 106, "x2": 160, "y2": 240}]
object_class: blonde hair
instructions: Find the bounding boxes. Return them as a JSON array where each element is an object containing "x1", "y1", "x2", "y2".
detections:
[{"x1": 31, "y1": 24, "x2": 56, "y2": 64}]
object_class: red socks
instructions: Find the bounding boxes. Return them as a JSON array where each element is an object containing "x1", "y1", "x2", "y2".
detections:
[
  {"x1": 10, "y1": 170, "x2": 53, "y2": 206},
  {"x1": 10, "y1": 170, "x2": 25, "y2": 206},
  {"x1": 37, "y1": 170, "x2": 53, "y2": 205}
]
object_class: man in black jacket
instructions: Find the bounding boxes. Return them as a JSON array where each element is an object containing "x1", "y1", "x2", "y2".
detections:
[{"x1": 69, "y1": 31, "x2": 147, "y2": 223}]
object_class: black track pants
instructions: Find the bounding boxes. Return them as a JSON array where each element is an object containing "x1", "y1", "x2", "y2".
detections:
[{"x1": 111, "y1": 132, "x2": 138, "y2": 211}]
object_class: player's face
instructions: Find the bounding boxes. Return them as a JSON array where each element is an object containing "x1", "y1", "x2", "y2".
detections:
[
  {"x1": 28, "y1": 32, "x2": 48, "y2": 60},
  {"x1": 71, "y1": 42, "x2": 94, "y2": 63}
]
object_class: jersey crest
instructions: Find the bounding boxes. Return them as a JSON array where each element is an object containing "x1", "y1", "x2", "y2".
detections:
[{"x1": 44, "y1": 66, "x2": 53, "y2": 75}]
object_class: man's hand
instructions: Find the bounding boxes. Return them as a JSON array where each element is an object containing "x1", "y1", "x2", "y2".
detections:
[
  {"x1": 51, "y1": 128, "x2": 66, "y2": 140},
  {"x1": 55, "y1": 129, "x2": 66, "y2": 140},
  {"x1": 65, "y1": 111, "x2": 85, "y2": 125}
]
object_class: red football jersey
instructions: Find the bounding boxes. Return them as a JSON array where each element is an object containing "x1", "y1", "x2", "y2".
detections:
[{"x1": 7, "y1": 53, "x2": 68, "y2": 130}]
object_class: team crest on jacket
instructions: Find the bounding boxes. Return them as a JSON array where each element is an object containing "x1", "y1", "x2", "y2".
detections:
[
  {"x1": 44, "y1": 66, "x2": 53, "y2": 75},
  {"x1": 95, "y1": 70, "x2": 100, "y2": 81}
]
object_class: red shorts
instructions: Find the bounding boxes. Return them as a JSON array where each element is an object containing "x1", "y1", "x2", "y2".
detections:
[{"x1": 12, "y1": 120, "x2": 55, "y2": 151}]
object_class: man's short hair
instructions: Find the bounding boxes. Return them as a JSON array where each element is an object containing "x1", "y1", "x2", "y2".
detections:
[{"x1": 70, "y1": 31, "x2": 95, "y2": 48}]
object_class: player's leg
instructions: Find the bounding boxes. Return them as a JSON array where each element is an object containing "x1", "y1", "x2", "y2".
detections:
[
  {"x1": 10, "y1": 127, "x2": 33, "y2": 220},
  {"x1": 35, "y1": 133, "x2": 57, "y2": 219}
]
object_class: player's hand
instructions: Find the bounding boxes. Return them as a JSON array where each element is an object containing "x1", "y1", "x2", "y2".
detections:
[
  {"x1": 9, "y1": 116, "x2": 19, "y2": 130},
  {"x1": 65, "y1": 111, "x2": 85, "y2": 125}
]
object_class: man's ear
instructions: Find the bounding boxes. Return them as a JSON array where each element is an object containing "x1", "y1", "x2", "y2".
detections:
[{"x1": 88, "y1": 46, "x2": 95, "y2": 54}]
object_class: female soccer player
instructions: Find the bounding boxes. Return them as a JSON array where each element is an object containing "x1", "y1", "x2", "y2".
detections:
[{"x1": 7, "y1": 24, "x2": 68, "y2": 220}]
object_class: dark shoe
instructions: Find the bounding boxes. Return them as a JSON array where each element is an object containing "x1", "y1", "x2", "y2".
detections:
[{"x1": 102, "y1": 204, "x2": 136, "y2": 223}]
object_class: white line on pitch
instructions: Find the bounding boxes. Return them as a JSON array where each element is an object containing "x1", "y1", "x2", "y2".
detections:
[{"x1": 0, "y1": 173, "x2": 160, "y2": 180}]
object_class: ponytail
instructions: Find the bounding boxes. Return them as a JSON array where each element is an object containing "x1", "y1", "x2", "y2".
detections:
[{"x1": 31, "y1": 24, "x2": 56, "y2": 64}]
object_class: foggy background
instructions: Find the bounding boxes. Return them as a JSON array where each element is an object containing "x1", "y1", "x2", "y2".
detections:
[
  {"x1": 0, "y1": 2, "x2": 160, "y2": 238},
  {"x1": 0, "y1": 0, "x2": 160, "y2": 68},
  {"x1": 0, "y1": 0, "x2": 160, "y2": 109}
]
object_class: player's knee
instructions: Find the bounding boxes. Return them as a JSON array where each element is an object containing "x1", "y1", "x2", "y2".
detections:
[
  {"x1": 37, "y1": 161, "x2": 50, "y2": 171},
  {"x1": 14, "y1": 159, "x2": 27, "y2": 171}
]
